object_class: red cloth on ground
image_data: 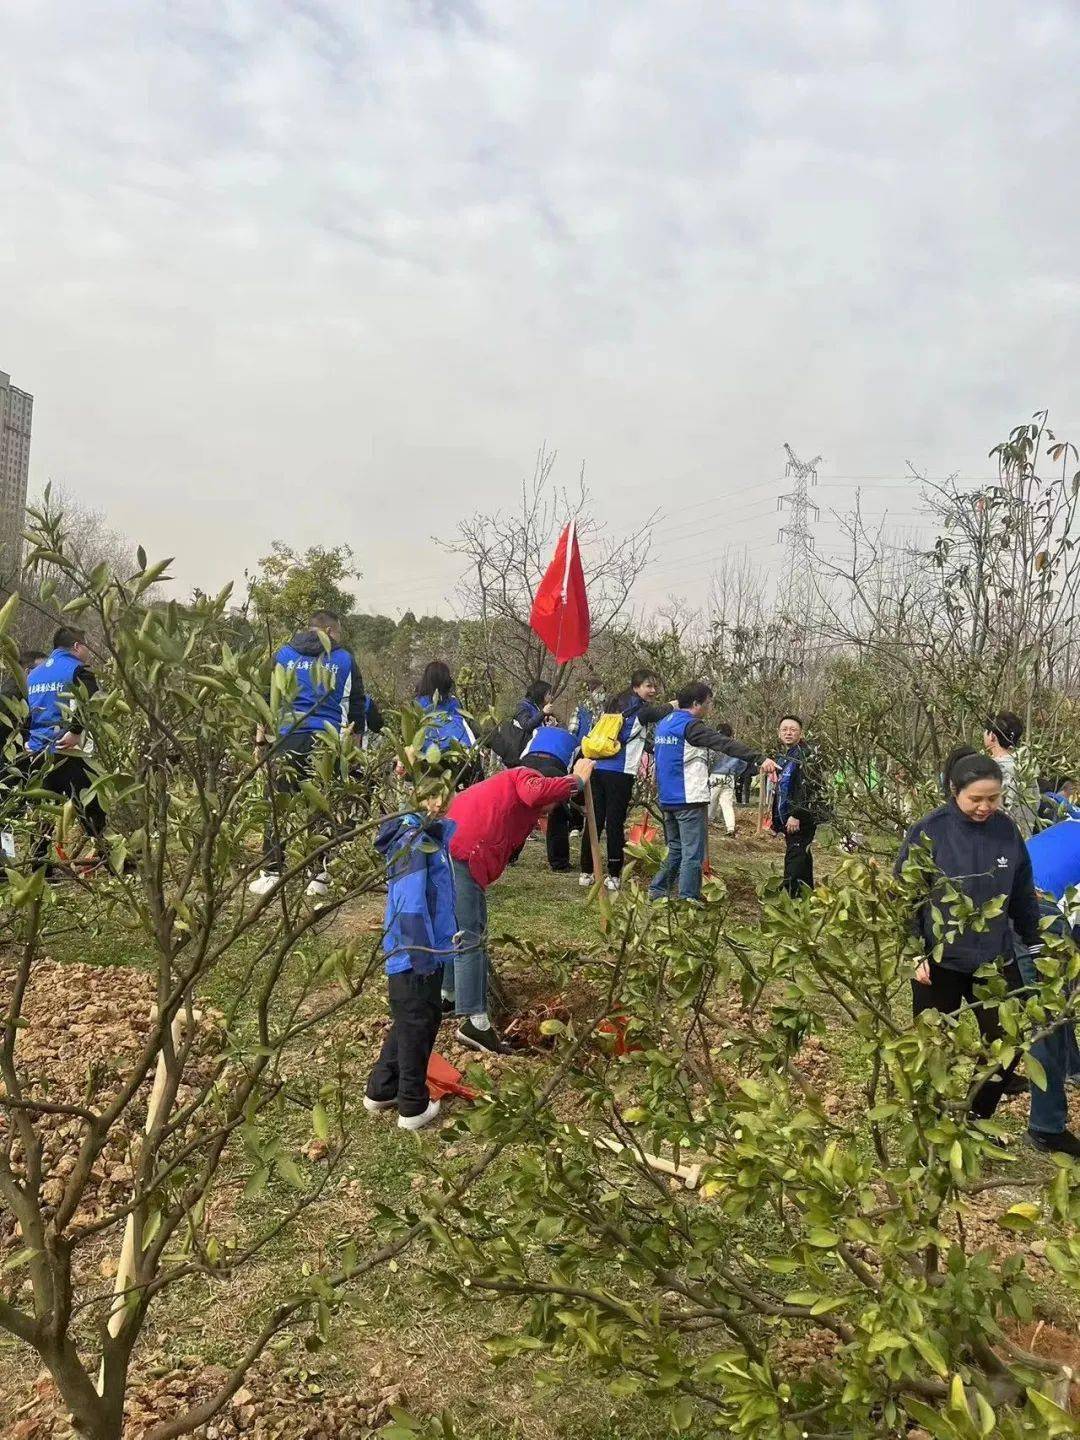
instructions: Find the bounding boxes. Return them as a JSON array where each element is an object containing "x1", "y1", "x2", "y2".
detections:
[{"x1": 447, "y1": 768, "x2": 580, "y2": 888}]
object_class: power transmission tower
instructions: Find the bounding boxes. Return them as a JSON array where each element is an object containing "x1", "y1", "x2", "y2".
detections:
[{"x1": 777, "y1": 443, "x2": 822, "y2": 659}]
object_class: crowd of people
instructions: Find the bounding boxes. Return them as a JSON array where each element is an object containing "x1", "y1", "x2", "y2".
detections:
[{"x1": 2, "y1": 618, "x2": 1079, "y2": 1155}]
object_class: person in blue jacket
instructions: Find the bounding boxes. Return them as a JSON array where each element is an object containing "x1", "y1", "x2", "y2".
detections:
[
  {"x1": 22, "y1": 628, "x2": 108, "y2": 872},
  {"x1": 512, "y1": 680, "x2": 553, "y2": 745},
  {"x1": 1038, "y1": 776, "x2": 1080, "y2": 825},
  {"x1": 364, "y1": 807, "x2": 457, "y2": 1131},
  {"x1": 897, "y1": 753, "x2": 1042, "y2": 1123},
  {"x1": 519, "y1": 720, "x2": 580, "y2": 871},
  {"x1": 1015, "y1": 816, "x2": 1080, "y2": 1155},
  {"x1": 414, "y1": 661, "x2": 482, "y2": 789},
  {"x1": 649, "y1": 683, "x2": 772, "y2": 902},
  {"x1": 250, "y1": 609, "x2": 366, "y2": 897},
  {"x1": 773, "y1": 714, "x2": 827, "y2": 896}
]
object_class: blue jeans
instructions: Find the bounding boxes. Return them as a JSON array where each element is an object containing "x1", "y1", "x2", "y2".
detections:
[
  {"x1": 444, "y1": 860, "x2": 489, "y2": 1017},
  {"x1": 649, "y1": 806, "x2": 708, "y2": 901},
  {"x1": 1016, "y1": 948, "x2": 1080, "y2": 1135}
]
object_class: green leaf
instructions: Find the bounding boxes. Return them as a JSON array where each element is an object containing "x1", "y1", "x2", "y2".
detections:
[
  {"x1": 671, "y1": 1396, "x2": 694, "y2": 1431},
  {"x1": 784, "y1": 1291, "x2": 823, "y2": 1307},
  {"x1": 910, "y1": 1331, "x2": 949, "y2": 1377},
  {"x1": 275, "y1": 1154, "x2": 305, "y2": 1189},
  {"x1": 1025, "y1": 1387, "x2": 1076, "y2": 1433},
  {"x1": 806, "y1": 1227, "x2": 839, "y2": 1248},
  {"x1": 312, "y1": 1103, "x2": 330, "y2": 1141},
  {"x1": 809, "y1": 1295, "x2": 849, "y2": 1315},
  {"x1": 1024, "y1": 1053, "x2": 1047, "y2": 1092},
  {"x1": 903, "y1": 1396, "x2": 963, "y2": 1440},
  {"x1": 998, "y1": 1202, "x2": 1039, "y2": 1232},
  {"x1": 867, "y1": 1331, "x2": 907, "y2": 1355}
]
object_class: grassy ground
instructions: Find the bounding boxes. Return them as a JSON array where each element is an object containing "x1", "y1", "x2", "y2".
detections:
[{"x1": 2, "y1": 813, "x2": 1077, "y2": 1437}]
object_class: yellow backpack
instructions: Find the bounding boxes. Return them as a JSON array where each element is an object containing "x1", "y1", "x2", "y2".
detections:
[{"x1": 581, "y1": 712, "x2": 624, "y2": 760}]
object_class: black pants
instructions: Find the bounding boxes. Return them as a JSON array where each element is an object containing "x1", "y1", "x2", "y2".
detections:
[
  {"x1": 911, "y1": 961, "x2": 1021, "y2": 1119},
  {"x1": 517, "y1": 753, "x2": 581, "y2": 872},
  {"x1": 366, "y1": 969, "x2": 443, "y2": 1117},
  {"x1": 580, "y1": 769, "x2": 635, "y2": 878},
  {"x1": 736, "y1": 767, "x2": 755, "y2": 805},
  {"x1": 19, "y1": 754, "x2": 108, "y2": 867},
  {"x1": 783, "y1": 815, "x2": 816, "y2": 896},
  {"x1": 262, "y1": 731, "x2": 317, "y2": 873}
]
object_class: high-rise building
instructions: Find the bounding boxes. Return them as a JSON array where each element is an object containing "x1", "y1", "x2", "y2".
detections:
[{"x1": 0, "y1": 371, "x2": 33, "y2": 581}]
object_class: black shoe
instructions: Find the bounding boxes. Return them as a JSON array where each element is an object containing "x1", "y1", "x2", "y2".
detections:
[
  {"x1": 1027, "y1": 1129, "x2": 1080, "y2": 1157},
  {"x1": 441, "y1": 997, "x2": 455, "y2": 1017},
  {"x1": 1002, "y1": 1073, "x2": 1029, "y2": 1097},
  {"x1": 456, "y1": 1019, "x2": 509, "y2": 1055}
]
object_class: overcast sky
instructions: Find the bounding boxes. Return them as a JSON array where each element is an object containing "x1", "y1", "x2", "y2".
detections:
[{"x1": 2, "y1": 0, "x2": 1078, "y2": 618}]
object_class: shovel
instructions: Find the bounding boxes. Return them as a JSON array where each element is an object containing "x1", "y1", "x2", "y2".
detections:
[{"x1": 427, "y1": 1051, "x2": 480, "y2": 1102}]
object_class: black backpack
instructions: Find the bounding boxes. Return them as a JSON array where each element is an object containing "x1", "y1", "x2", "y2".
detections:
[{"x1": 488, "y1": 715, "x2": 529, "y2": 767}]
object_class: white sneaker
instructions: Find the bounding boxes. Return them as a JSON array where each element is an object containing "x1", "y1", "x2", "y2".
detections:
[
  {"x1": 363, "y1": 1096, "x2": 396, "y2": 1114},
  {"x1": 305, "y1": 874, "x2": 329, "y2": 899},
  {"x1": 579, "y1": 873, "x2": 593, "y2": 888},
  {"x1": 397, "y1": 1099, "x2": 441, "y2": 1131},
  {"x1": 248, "y1": 872, "x2": 279, "y2": 896},
  {"x1": 604, "y1": 876, "x2": 620, "y2": 892},
  {"x1": 0, "y1": 830, "x2": 15, "y2": 860}
]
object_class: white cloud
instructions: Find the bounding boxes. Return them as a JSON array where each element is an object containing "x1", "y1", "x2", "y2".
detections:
[{"x1": 1, "y1": 0, "x2": 1078, "y2": 617}]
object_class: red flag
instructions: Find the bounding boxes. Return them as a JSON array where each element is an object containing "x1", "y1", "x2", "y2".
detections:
[{"x1": 530, "y1": 520, "x2": 590, "y2": 663}]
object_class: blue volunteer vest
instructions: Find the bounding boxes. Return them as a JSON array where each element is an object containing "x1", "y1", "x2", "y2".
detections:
[
  {"x1": 26, "y1": 649, "x2": 83, "y2": 754},
  {"x1": 417, "y1": 695, "x2": 476, "y2": 751},
  {"x1": 1027, "y1": 819, "x2": 1080, "y2": 902},
  {"x1": 523, "y1": 725, "x2": 577, "y2": 771},
  {"x1": 275, "y1": 644, "x2": 353, "y2": 735},
  {"x1": 654, "y1": 708, "x2": 710, "y2": 807}
]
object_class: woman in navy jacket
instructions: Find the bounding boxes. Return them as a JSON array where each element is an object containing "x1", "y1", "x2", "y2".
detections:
[{"x1": 896, "y1": 753, "x2": 1041, "y2": 1119}]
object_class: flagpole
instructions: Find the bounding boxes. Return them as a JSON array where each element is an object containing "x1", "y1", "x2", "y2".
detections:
[{"x1": 549, "y1": 519, "x2": 599, "y2": 883}]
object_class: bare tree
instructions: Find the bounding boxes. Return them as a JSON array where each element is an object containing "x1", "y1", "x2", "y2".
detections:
[
  {"x1": 2, "y1": 485, "x2": 147, "y2": 654},
  {"x1": 809, "y1": 412, "x2": 1080, "y2": 832},
  {"x1": 443, "y1": 447, "x2": 655, "y2": 700}
]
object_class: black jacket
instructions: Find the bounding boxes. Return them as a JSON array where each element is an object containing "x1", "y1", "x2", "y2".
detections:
[
  {"x1": 684, "y1": 719, "x2": 762, "y2": 769},
  {"x1": 895, "y1": 801, "x2": 1041, "y2": 974}
]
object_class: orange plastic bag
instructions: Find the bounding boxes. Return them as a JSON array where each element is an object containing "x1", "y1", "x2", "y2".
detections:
[
  {"x1": 628, "y1": 812, "x2": 659, "y2": 847},
  {"x1": 598, "y1": 1013, "x2": 643, "y2": 1055}
]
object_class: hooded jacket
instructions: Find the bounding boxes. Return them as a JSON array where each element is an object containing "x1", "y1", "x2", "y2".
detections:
[
  {"x1": 447, "y1": 767, "x2": 583, "y2": 888},
  {"x1": 273, "y1": 630, "x2": 365, "y2": 737},
  {"x1": 374, "y1": 813, "x2": 458, "y2": 976},
  {"x1": 896, "y1": 800, "x2": 1042, "y2": 974}
]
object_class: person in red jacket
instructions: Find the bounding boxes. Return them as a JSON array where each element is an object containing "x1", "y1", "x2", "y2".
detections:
[{"x1": 444, "y1": 756, "x2": 595, "y2": 1052}]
